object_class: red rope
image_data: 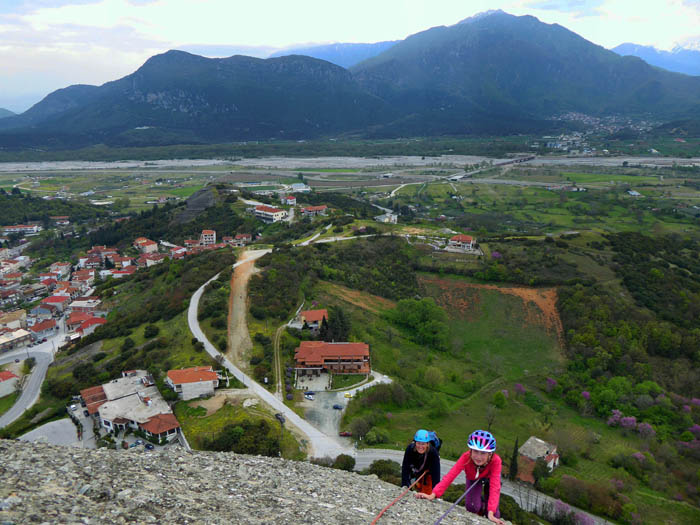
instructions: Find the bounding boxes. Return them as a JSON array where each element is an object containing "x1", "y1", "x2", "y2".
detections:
[{"x1": 370, "y1": 471, "x2": 427, "y2": 525}]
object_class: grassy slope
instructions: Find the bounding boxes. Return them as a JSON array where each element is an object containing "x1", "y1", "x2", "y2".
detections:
[
  {"x1": 326, "y1": 276, "x2": 698, "y2": 523},
  {"x1": 174, "y1": 400, "x2": 305, "y2": 460},
  {"x1": 0, "y1": 391, "x2": 19, "y2": 417}
]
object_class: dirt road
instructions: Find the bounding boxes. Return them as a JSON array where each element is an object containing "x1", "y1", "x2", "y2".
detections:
[{"x1": 226, "y1": 250, "x2": 262, "y2": 368}]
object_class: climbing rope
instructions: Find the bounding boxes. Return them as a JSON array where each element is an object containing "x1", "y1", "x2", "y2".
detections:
[
  {"x1": 370, "y1": 471, "x2": 427, "y2": 525},
  {"x1": 433, "y1": 476, "x2": 480, "y2": 525}
]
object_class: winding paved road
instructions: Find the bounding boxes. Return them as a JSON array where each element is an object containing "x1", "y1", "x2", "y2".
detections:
[
  {"x1": 187, "y1": 249, "x2": 351, "y2": 459},
  {"x1": 0, "y1": 337, "x2": 59, "y2": 428}
]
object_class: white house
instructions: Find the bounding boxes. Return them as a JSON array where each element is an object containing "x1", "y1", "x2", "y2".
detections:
[
  {"x1": 448, "y1": 234, "x2": 475, "y2": 251},
  {"x1": 200, "y1": 230, "x2": 216, "y2": 246},
  {"x1": 254, "y1": 205, "x2": 287, "y2": 223},
  {"x1": 166, "y1": 366, "x2": 220, "y2": 400},
  {"x1": 0, "y1": 371, "x2": 19, "y2": 397}
]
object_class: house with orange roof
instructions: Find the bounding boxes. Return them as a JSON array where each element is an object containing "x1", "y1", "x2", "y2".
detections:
[
  {"x1": 301, "y1": 205, "x2": 328, "y2": 217},
  {"x1": 200, "y1": 230, "x2": 216, "y2": 246},
  {"x1": 78, "y1": 317, "x2": 106, "y2": 336},
  {"x1": 133, "y1": 238, "x2": 158, "y2": 254},
  {"x1": 447, "y1": 234, "x2": 476, "y2": 251},
  {"x1": 29, "y1": 319, "x2": 57, "y2": 340},
  {"x1": 294, "y1": 341, "x2": 370, "y2": 376},
  {"x1": 66, "y1": 312, "x2": 94, "y2": 331},
  {"x1": 166, "y1": 366, "x2": 221, "y2": 400},
  {"x1": 0, "y1": 370, "x2": 19, "y2": 397},
  {"x1": 280, "y1": 195, "x2": 297, "y2": 206},
  {"x1": 298, "y1": 309, "x2": 328, "y2": 330},
  {"x1": 41, "y1": 295, "x2": 70, "y2": 312},
  {"x1": 254, "y1": 205, "x2": 287, "y2": 223}
]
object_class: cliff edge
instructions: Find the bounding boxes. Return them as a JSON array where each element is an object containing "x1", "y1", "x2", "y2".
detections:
[{"x1": 0, "y1": 439, "x2": 511, "y2": 524}]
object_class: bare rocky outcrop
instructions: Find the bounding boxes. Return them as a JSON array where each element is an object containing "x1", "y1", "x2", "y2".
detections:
[{"x1": 0, "y1": 440, "x2": 509, "y2": 524}]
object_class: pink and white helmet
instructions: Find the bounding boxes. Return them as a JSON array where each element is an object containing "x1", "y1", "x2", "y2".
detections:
[{"x1": 467, "y1": 430, "x2": 496, "y2": 452}]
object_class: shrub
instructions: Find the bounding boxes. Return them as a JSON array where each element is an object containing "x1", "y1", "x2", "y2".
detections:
[
  {"x1": 332, "y1": 454, "x2": 356, "y2": 472},
  {"x1": 144, "y1": 324, "x2": 160, "y2": 338}
]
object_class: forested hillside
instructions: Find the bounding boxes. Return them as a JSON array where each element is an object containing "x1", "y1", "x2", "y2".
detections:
[{"x1": 0, "y1": 190, "x2": 107, "y2": 225}]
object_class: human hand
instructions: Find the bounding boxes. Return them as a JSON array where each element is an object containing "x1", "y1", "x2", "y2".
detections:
[
  {"x1": 414, "y1": 492, "x2": 435, "y2": 500},
  {"x1": 487, "y1": 511, "x2": 504, "y2": 524}
]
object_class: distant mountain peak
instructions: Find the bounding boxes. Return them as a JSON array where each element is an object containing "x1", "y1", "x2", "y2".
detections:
[{"x1": 456, "y1": 9, "x2": 508, "y2": 25}]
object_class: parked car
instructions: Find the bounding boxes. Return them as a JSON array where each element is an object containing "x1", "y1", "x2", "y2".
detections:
[
  {"x1": 14, "y1": 358, "x2": 19, "y2": 363},
  {"x1": 344, "y1": 392, "x2": 353, "y2": 398},
  {"x1": 275, "y1": 413, "x2": 286, "y2": 424},
  {"x1": 332, "y1": 404, "x2": 343, "y2": 410},
  {"x1": 69, "y1": 404, "x2": 77, "y2": 411},
  {"x1": 144, "y1": 443, "x2": 155, "y2": 450},
  {"x1": 129, "y1": 442, "x2": 139, "y2": 448},
  {"x1": 83, "y1": 410, "x2": 89, "y2": 417},
  {"x1": 305, "y1": 391, "x2": 315, "y2": 395},
  {"x1": 134, "y1": 439, "x2": 144, "y2": 446},
  {"x1": 339, "y1": 431, "x2": 352, "y2": 437},
  {"x1": 304, "y1": 394, "x2": 314, "y2": 400}
]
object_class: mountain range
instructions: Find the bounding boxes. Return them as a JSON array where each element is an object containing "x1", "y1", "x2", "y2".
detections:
[
  {"x1": 3, "y1": 10, "x2": 700, "y2": 149},
  {"x1": 0, "y1": 108, "x2": 14, "y2": 119},
  {"x1": 613, "y1": 43, "x2": 700, "y2": 76}
]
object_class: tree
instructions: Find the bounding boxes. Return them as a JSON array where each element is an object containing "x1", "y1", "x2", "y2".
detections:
[
  {"x1": 532, "y1": 458, "x2": 551, "y2": 487},
  {"x1": 509, "y1": 437, "x2": 519, "y2": 481},
  {"x1": 332, "y1": 454, "x2": 356, "y2": 472}
]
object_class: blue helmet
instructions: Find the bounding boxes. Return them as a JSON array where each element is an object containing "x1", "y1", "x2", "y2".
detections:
[
  {"x1": 468, "y1": 430, "x2": 496, "y2": 452},
  {"x1": 414, "y1": 429, "x2": 430, "y2": 442}
]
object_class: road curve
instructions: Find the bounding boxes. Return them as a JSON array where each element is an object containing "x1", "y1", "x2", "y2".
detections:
[
  {"x1": 187, "y1": 249, "x2": 351, "y2": 459},
  {"x1": 0, "y1": 349, "x2": 53, "y2": 428}
]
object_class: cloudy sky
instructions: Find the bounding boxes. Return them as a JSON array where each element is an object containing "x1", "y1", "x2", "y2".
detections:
[{"x1": 2, "y1": 0, "x2": 700, "y2": 112}]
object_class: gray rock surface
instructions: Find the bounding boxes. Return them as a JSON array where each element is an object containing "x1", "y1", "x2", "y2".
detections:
[{"x1": 0, "y1": 439, "x2": 511, "y2": 524}]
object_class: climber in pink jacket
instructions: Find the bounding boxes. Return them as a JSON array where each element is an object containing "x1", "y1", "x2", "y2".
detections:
[{"x1": 415, "y1": 430, "x2": 504, "y2": 525}]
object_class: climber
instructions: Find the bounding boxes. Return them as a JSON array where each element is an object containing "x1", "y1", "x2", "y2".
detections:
[
  {"x1": 401, "y1": 429, "x2": 441, "y2": 495},
  {"x1": 415, "y1": 429, "x2": 504, "y2": 525}
]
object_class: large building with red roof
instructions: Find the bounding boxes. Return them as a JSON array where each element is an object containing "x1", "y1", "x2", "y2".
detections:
[
  {"x1": 294, "y1": 341, "x2": 370, "y2": 375},
  {"x1": 79, "y1": 370, "x2": 180, "y2": 442},
  {"x1": 254, "y1": 205, "x2": 287, "y2": 223}
]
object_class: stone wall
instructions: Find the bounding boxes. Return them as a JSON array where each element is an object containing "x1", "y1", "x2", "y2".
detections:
[{"x1": 0, "y1": 439, "x2": 510, "y2": 524}]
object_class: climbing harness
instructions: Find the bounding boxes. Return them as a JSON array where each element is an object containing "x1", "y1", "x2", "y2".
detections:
[
  {"x1": 370, "y1": 471, "x2": 427, "y2": 525},
  {"x1": 432, "y1": 467, "x2": 481, "y2": 525}
]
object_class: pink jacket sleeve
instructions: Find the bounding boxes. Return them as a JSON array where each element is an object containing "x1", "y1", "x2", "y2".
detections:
[
  {"x1": 486, "y1": 454, "x2": 502, "y2": 513},
  {"x1": 431, "y1": 452, "x2": 469, "y2": 498}
]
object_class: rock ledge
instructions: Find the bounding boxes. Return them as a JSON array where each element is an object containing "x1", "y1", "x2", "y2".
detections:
[{"x1": 0, "y1": 439, "x2": 510, "y2": 524}]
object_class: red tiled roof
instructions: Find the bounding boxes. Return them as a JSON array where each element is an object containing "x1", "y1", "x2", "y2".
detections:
[
  {"x1": 201, "y1": 230, "x2": 215, "y2": 234},
  {"x1": 0, "y1": 371, "x2": 18, "y2": 382},
  {"x1": 450, "y1": 234, "x2": 473, "y2": 242},
  {"x1": 67, "y1": 312, "x2": 93, "y2": 326},
  {"x1": 256, "y1": 205, "x2": 283, "y2": 213},
  {"x1": 302, "y1": 205, "x2": 327, "y2": 212},
  {"x1": 235, "y1": 233, "x2": 252, "y2": 239},
  {"x1": 301, "y1": 309, "x2": 328, "y2": 324},
  {"x1": 295, "y1": 341, "x2": 369, "y2": 366},
  {"x1": 29, "y1": 319, "x2": 56, "y2": 332},
  {"x1": 80, "y1": 385, "x2": 107, "y2": 414},
  {"x1": 141, "y1": 413, "x2": 180, "y2": 434},
  {"x1": 42, "y1": 295, "x2": 69, "y2": 304},
  {"x1": 78, "y1": 318, "x2": 106, "y2": 332},
  {"x1": 167, "y1": 366, "x2": 217, "y2": 385}
]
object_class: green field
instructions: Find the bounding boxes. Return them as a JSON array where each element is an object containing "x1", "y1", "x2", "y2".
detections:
[
  {"x1": 174, "y1": 399, "x2": 305, "y2": 459},
  {"x1": 0, "y1": 391, "x2": 19, "y2": 417},
  {"x1": 561, "y1": 171, "x2": 660, "y2": 184}
]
